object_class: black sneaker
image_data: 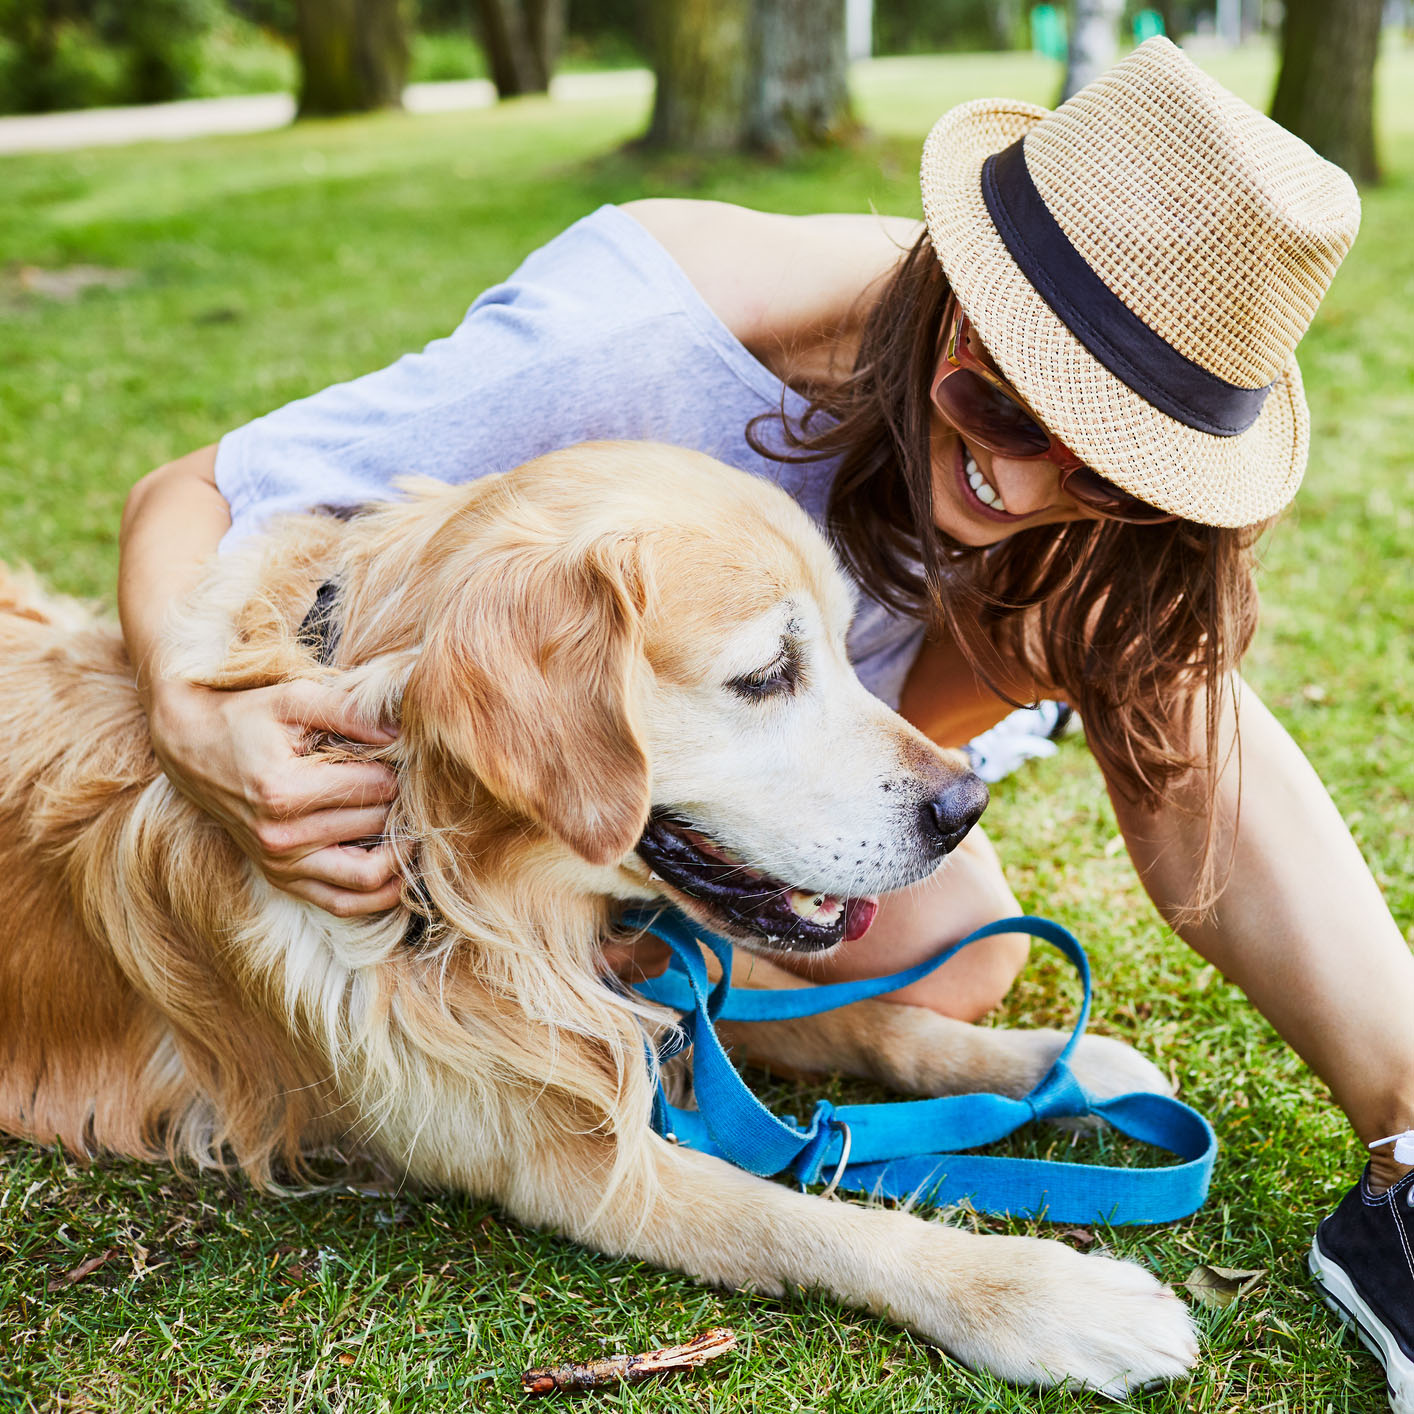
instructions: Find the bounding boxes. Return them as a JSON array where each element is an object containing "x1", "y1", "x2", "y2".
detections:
[{"x1": 1310, "y1": 1163, "x2": 1414, "y2": 1412}]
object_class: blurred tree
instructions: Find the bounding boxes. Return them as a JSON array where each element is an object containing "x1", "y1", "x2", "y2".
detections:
[
  {"x1": 229, "y1": 0, "x2": 298, "y2": 34},
  {"x1": 295, "y1": 0, "x2": 408, "y2": 113},
  {"x1": 0, "y1": 0, "x2": 216, "y2": 109},
  {"x1": 475, "y1": 0, "x2": 563, "y2": 95},
  {"x1": 103, "y1": 0, "x2": 218, "y2": 103},
  {"x1": 747, "y1": 0, "x2": 851, "y2": 150},
  {"x1": 1270, "y1": 0, "x2": 1381, "y2": 183},
  {"x1": 645, "y1": 0, "x2": 749, "y2": 148},
  {"x1": 646, "y1": 0, "x2": 851, "y2": 153},
  {"x1": 0, "y1": 0, "x2": 63, "y2": 110},
  {"x1": 1061, "y1": 0, "x2": 1122, "y2": 99},
  {"x1": 873, "y1": 0, "x2": 1023, "y2": 53}
]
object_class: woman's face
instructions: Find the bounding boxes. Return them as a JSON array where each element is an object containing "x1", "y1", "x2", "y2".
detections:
[
  {"x1": 928, "y1": 407, "x2": 1103, "y2": 548},
  {"x1": 924, "y1": 306, "x2": 1111, "y2": 547}
]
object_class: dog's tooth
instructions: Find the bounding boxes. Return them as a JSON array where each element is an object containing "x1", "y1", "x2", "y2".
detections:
[
  {"x1": 786, "y1": 890, "x2": 845, "y2": 923},
  {"x1": 647, "y1": 870, "x2": 662, "y2": 881},
  {"x1": 787, "y1": 889, "x2": 820, "y2": 919}
]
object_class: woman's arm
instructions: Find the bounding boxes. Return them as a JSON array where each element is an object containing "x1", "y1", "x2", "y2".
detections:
[
  {"x1": 1112, "y1": 677, "x2": 1414, "y2": 1173},
  {"x1": 118, "y1": 448, "x2": 403, "y2": 916},
  {"x1": 897, "y1": 630, "x2": 1050, "y2": 747}
]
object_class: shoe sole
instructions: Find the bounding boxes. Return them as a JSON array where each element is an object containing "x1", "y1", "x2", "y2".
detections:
[{"x1": 1310, "y1": 1231, "x2": 1414, "y2": 1413}]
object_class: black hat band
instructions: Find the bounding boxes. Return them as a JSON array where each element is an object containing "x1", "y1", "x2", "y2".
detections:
[{"x1": 980, "y1": 137, "x2": 1273, "y2": 437}]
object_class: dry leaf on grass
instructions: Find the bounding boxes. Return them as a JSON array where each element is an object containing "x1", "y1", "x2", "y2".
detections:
[
  {"x1": 521, "y1": 1327, "x2": 738, "y2": 1395},
  {"x1": 1183, "y1": 1264, "x2": 1266, "y2": 1310},
  {"x1": 48, "y1": 1247, "x2": 120, "y2": 1291}
]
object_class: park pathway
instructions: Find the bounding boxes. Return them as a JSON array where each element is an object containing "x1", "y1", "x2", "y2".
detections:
[{"x1": 0, "y1": 69, "x2": 653, "y2": 156}]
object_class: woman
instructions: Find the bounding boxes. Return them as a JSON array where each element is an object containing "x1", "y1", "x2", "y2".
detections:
[{"x1": 116, "y1": 38, "x2": 1413, "y2": 1395}]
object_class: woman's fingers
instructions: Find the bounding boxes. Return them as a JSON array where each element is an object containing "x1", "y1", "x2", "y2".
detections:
[
  {"x1": 280, "y1": 871, "x2": 408, "y2": 919},
  {"x1": 277, "y1": 679, "x2": 398, "y2": 746},
  {"x1": 248, "y1": 805, "x2": 396, "y2": 862},
  {"x1": 147, "y1": 675, "x2": 409, "y2": 917},
  {"x1": 265, "y1": 840, "x2": 401, "y2": 896},
  {"x1": 260, "y1": 755, "x2": 399, "y2": 818}
]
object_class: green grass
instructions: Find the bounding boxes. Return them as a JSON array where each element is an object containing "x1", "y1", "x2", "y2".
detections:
[{"x1": 2, "y1": 44, "x2": 1412, "y2": 1412}]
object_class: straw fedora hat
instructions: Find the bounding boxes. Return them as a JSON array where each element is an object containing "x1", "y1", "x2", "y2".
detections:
[{"x1": 919, "y1": 36, "x2": 1361, "y2": 528}]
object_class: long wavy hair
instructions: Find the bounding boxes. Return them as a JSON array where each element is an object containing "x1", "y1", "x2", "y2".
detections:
[{"x1": 749, "y1": 232, "x2": 1269, "y2": 912}]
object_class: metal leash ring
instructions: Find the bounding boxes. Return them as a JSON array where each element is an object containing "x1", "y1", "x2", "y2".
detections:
[{"x1": 817, "y1": 1120, "x2": 853, "y2": 1201}]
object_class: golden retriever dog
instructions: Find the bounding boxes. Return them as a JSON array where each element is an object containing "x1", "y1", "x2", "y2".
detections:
[{"x1": 0, "y1": 442, "x2": 1196, "y2": 1393}]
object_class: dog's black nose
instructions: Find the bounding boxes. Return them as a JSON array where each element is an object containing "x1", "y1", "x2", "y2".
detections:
[{"x1": 921, "y1": 774, "x2": 989, "y2": 855}]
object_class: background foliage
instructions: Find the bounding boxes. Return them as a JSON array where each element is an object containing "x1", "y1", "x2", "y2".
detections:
[
  {"x1": 0, "y1": 0, "x2": 1282, "y2": 115},
  {"x1": 0, "y1": 40, "x2": 1410, "y2": 1413}
]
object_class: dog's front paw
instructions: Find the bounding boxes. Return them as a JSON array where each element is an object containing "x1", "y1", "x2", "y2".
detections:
[
  {"x1": 942, "y1": 1235, "x2": 1198, "y2": 1395},
  {"x1": 1065, "y1": 1031, "x2": 1174, "y2": 1101},
  {"x1": 1000, "y1": 1027, "x2": 1173, "y2": 1104},
  {"x1": 979, "y1": 1028, "x2": 1172, "y2": 1132}
]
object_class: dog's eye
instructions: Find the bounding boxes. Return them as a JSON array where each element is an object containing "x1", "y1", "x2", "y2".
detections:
[{"x1": 729, "y1": 650, "x2": 799, "y2": 702}]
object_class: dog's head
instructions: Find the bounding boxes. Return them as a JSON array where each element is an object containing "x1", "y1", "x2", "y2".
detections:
[{"x1": 399, "y1": 442, "x2": 987, "y2": 955}]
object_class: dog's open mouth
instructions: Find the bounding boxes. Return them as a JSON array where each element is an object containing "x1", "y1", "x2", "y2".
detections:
[{"x1": 636, "y1": 812, "x2": 879, "y2": 952}]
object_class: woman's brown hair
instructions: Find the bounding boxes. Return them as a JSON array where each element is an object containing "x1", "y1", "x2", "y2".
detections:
[{"x1": 749, "y1": 231, "x2": 1269, "y2": 913}]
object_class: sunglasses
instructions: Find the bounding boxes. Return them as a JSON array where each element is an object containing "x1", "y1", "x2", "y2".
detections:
[{"x1": 930, "y1": 298, "x2": 1178, "y2": 525}]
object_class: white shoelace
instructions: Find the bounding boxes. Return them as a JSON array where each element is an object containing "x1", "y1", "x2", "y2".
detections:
[{"x1": 1370, "y1": 1130, "x2": 1414, "y2": 1164}]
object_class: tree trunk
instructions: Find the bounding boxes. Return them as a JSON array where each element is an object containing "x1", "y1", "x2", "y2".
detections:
[
  {"x1": 1060, "y1": 0, "x2": 1124, "y2": 101},
  {"x1": 1270, "y1": 0, "x2": 1381, "y2": 184},
  {"x1": 1150, "y1": 1, "x2": 1183, "y2": 43},
  {"x1": 746, "y1": 0, "x2": 852, "y2": 151},
  {"x1": 645, "y1": 0, "x2": 752, "y2": 150},
  {"x1": 295, "y1": 0, "x2": 409, "y2": 116},
  {"x1": 474, "y1": 0, "x2": 565, "y2": 97},
  {"x1": 645, "y1": 0, "x2": 852, "y2": 154}
]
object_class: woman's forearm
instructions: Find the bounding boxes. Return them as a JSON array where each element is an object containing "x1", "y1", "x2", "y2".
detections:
[
  {"x1": 118, "y1": 443, "x2": 229, "y2": 706},
  {"x1": 1113, "y1": 679, "x2": 1414, "y2": 1149}
]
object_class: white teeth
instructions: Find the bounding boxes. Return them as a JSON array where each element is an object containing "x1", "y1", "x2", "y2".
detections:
[
  {"x1": 648, "y1": 870, "x2": 662, "y2": 881},
  {"x1": 965, "y1": 455, "x2": 1007, "y2": 512},
  {"x1": 787, "y1": 889, "x2": 842, "y2": 923}
]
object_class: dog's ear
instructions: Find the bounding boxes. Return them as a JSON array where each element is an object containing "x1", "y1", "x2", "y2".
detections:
[{"x1": 402, "y1": 532, "x2": 651, "y2": 866}]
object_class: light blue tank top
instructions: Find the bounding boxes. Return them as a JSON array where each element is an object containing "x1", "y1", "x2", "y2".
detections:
[{"x1": 215, "y1": 204, "x2": 926, "y2": 706}]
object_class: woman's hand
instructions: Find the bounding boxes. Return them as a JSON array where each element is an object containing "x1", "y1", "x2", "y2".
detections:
[
  {"x1": 147, "y1": 675, "x2": 405, "y2": 917},
  {"x1": 121, "y1": 446, "x2": 405, "y2": 918}
]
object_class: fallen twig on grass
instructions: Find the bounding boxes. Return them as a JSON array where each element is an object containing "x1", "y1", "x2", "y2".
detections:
[{"x1": 521, "y1": 1326, "x2": 738, "y2": 1395}]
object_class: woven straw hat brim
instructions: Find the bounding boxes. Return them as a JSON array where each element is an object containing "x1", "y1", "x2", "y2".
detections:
[{"x1": 921, "y1": 98, "x2": 1307, "y2": 529}]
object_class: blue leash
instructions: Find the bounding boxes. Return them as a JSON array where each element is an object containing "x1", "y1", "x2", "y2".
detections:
[{"x1": 628, "y1": 908, "x2": 1216, "y2": 1226}]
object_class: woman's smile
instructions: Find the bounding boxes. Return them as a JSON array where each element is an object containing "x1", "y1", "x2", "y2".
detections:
[{"x1": 931, "y1": 419, "x2": 1094, "y2": 544}]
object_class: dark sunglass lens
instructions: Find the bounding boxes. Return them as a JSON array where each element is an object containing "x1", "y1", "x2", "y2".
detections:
[
  {"x1": 933, "y1": 368, "x2": 1053, "y2": 457},
  {"x1": 1064, "y1": 465, "x2": 1171, "y2": 522}
]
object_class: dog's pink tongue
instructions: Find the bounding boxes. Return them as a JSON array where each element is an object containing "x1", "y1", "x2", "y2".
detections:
[{"x1": 843, "y1": 896, "x2": 879, "y2": 943}]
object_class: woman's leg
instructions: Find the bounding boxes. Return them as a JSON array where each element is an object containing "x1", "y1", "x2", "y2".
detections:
[{"x1": 772, "y1": 824, "x2": 1031, "y2": 1022}]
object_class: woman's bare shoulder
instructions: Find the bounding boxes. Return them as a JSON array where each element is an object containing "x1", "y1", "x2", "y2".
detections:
[{"x1": 618, "y1": 198, "x2": 924, "y2": 354}]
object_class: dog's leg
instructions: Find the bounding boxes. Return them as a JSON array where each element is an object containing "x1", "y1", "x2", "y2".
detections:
[
  {"x1": 715, "y1": 950, "x2": 1172, "y2": 1104},
  {"x1": 494, "y1": 1128, "x2": 1196, "y2": 1395}
]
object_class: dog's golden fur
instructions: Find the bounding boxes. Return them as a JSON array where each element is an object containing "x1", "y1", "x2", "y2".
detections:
[{"x1": 0, "y1": 442, "x2": 1196, "y2": 1392}]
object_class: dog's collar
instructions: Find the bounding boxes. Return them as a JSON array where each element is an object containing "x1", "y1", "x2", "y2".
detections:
[
  {"x1": 298, "y1": 578, "x2": 342, "y2": 666},
  {"x1": 296, "y1": 576, "x2": 432, "y2": 949}
]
